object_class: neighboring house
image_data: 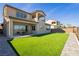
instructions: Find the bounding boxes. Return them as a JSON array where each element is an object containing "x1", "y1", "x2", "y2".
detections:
[
  {"x1": 46, "y1": 20, "x2": 61, "y2": 29},
  {"x1": 3, "y1": 4, "x2": 51, "y2": 38}
]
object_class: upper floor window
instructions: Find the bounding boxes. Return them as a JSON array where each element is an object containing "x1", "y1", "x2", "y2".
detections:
[{"x1": 16, "y1": 12, "x2": 26, "y2": 19}]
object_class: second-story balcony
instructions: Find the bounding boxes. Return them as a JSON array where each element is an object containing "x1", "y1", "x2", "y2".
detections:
[{"x1": 31, "y1": 10, "x2": 46, "y2": 22}]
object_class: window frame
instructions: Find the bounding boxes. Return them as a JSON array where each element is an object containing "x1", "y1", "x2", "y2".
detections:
[{"x1": 16, "y1": 11, "x2": 27, "y2": 19}]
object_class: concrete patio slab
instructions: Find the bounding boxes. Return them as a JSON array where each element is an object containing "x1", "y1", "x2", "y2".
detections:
[{"x1": 0, "y1": 36, "x2": 16, "y2": 56}]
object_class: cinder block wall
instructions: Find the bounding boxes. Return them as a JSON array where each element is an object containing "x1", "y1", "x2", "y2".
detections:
[
  {"x1": 63, "y1": 28, "x2": 73, "y2": 33},
  {"x1": 62, "y1": 27, "x2": 77, "y2": 33}
]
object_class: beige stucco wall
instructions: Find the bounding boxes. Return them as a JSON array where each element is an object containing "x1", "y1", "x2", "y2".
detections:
[
  {"x1": 4, "y1": 6, "x2": 33, "y2": 21},
  {"x1": 3, "y1": 7, "x2": 8, "y2": 17},
  {"x1": 7, "y1": 19, "x2": 13, "y2": 37},
  {"x1": 4, "y1": 19, "x2": 13, "y2": 37}
]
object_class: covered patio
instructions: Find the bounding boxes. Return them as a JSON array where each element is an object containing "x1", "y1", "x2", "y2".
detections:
[{"x1": 12, "y1": 19, "x2": 37, "y2": 36}]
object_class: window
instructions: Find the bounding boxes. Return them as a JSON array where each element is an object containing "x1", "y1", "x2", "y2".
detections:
[
  {"x1": 32, "y1": 26, "x2": 35, "y2": 31},
  {"x1": 16, "y1": 12, "x2": 26, "y2": 19},
  {"x1": 25, "y1": 25, "x2": 28, "y2": 31},
  {"x1": 14, "y1": 25, "x2": 26, "y2": 31},
  {"x1": 14, "y1": 25, "x2": 19, "y2": 30},
  {"x1": 16, "y1": 12, "x2": 20, "y2": 18}
]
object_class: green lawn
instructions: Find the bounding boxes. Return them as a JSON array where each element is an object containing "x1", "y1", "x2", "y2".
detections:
[{"x1": 10, "y1": 33, "x2": 68, "y2": 56}]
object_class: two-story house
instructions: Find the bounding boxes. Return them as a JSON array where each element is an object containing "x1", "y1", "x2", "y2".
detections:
[{"x1": 3, "y1": 4, "x2": 50, "y2": 38}]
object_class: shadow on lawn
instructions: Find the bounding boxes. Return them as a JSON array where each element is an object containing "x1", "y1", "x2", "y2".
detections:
[
  {"x1": 32, "y1": 33, "x2": 52, "y2": 37},
  {"x1": 51, "y1": 28, "x2": 65, "y2": 33},
  {"x1": 32, "y1": 29, "x2": 65, "y2": 37},
  {"x1": 7, "y1": 39, "x2": 20, "y2": 56}
]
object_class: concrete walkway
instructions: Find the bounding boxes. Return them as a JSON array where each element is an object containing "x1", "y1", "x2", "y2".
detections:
[
  {"x1": 61, "y1": 33, "x2": 79, "y2": 56},
  {"x1": 0, "y1": 36, "x2": 16, "y2": 56}
]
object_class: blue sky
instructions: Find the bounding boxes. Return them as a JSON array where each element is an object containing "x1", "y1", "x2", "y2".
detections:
[{"x1": 0, "y1": 3, "x2": 79, "y2": 26}]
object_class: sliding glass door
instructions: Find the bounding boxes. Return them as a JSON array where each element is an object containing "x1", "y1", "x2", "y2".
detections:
[{"x1": 13, "y1": 24, "x2": 27, "y2": 35}]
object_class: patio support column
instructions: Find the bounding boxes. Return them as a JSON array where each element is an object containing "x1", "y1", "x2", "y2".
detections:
[
  {"x1": 8, "y1": 20, "x2": 13, "y2": 37},
  {"x1": 28, "y1": 25, "x2": 32, "y2": 34},
  {"x1": 35, "y1": 13, "x2": 40, "y2": 34},
  {"x1": 36, "y1": 12, "x2": 39, "y2": 21}
]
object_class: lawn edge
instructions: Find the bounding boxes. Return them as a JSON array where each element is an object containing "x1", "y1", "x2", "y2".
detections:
[
  {"x1": 60, "y1": 33, "x2": 69, "y2": 56},
  {"x1": 7, "y1": 38, "x2": 20, "y2": 56}
]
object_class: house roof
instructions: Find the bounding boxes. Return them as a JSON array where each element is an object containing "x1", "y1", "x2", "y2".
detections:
[
  {"x1": 4, "y1": 4, "x2": 31, "y2": 15},
  {"x1": 4, "y1": 4, "x2": 46, "y2": 16},
  {"x1": 32, "y1": 10, "x2": 46, "y2": 16}
]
